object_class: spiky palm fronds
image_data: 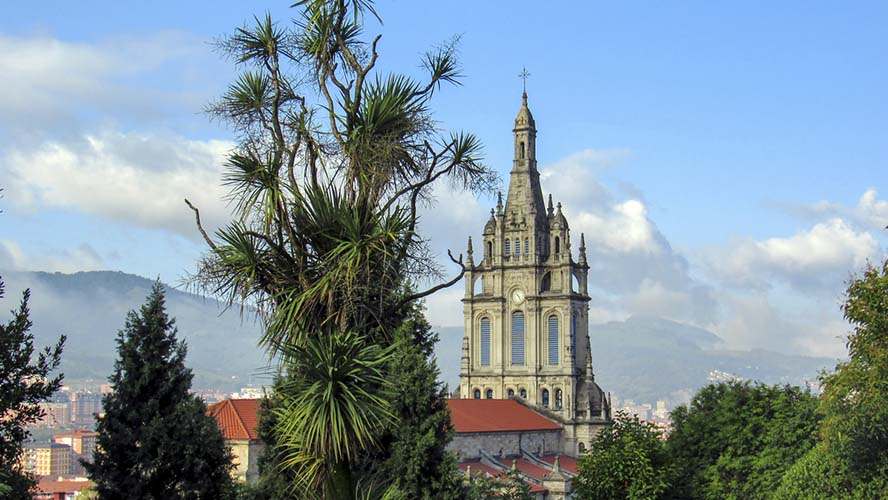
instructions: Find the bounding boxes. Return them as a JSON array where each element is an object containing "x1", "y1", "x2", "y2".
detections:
[{"x1": 274, "y1": 330, "x2": 395, "y2": 495}]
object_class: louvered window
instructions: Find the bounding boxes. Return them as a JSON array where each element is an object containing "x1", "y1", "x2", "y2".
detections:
[
  {"x1": 515, "y1": 239, "x2": 520, "y2": 255},
  {"x1": 548, "y1": 315, "x2": 559, "y2": 365},
  {"x1": 511, "y1": 311, "x2": 525, "y2": 365},
  {"x1": 505, "y1": 239, "x2": 511, "y2": 255},
  {"x1": 571, "y1": 313, "x2": 577, "y2": 361},
  {"x1": 480, "y1": 317, "x2": 491, "y2": 366},
  {"x1": 525, "y1": 238, "x2": 529, "y2": 255}
]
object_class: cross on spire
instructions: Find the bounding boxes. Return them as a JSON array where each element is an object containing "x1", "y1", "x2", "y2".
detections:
[{"x1": 518, "y1": 67, "x2": 531, "y2": 93}]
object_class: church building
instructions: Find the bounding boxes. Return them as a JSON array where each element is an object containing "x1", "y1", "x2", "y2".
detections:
[{"x1": 446, "y1": 92, "x2": 612, "y2": 497}]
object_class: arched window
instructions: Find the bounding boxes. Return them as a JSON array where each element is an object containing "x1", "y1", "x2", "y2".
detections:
[
  {"x1": 555, "y1": 389, "x2": 563, "y2": 410},
  {"x1": 480, "y1": 317, "x2": 491, "y2": 366},
  {"x1": 548, "y1": 315, "x2": 559, "y2": 365},
  {"x1": 505, "y1": 239, "x2": 511, "y2": 256},
  {"x1": 542, "y1": 389, "x2": 550, "y2": 407},
  {"x1": 540, "y1": 273, "x2": 551, "y2": 292},
  {"x1": 507, "y1": 388, "x2": 515, "y2": 398},
  {"x1": 524, "y1": 238, "x2": 529, "y2": 255},
  {"x1": 555, "y1": 236, "x2": 560, "y2": 254},
  {"x1": 511, "y1": 311, "x2": 525, "y2": 365},
  {"x1": 578, "y1": 442, "x2": 586, "y2": 454},
  {"x1": 487, "y1": 241, "x2": 493, "y2": 260},
  {"x1": 486, "y1": 389, "x2": 493, "y2": 399},
  {"x1": 520, "y1": 142, "x2": 525, "y2": 159},
  {"x1": 473, "y1": 389, "x2": 481, "y2": 399},
  {"x1": 514, "y1": 239, "x2": 520, "y2": 255},
  {"x1": 519, "y1": 388, "x2": 527, "y2": 399}
]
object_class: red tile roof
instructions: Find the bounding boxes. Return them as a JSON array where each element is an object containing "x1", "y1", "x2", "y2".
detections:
[
  {"x1": 539, "y1": 455, "x2": 579, "y2": 475},
  {"x1": 207, "y1": 398, "x2": 261, "y2": 440},
  {"x1": 512, "y1": 459, "x2": 551, "y2": 481},
  {"x1": 457, "y1": 461, "x2": 548, "y2": 494},
  {"x1": 457, "y1": 461, "x2": 502, "y2": 478},
  {"x1": 36, "y1": 479, "x2": 94, "y2": 493},
  {"x1": 447, "y1": 399, "x2": 562, "y2": 433}
]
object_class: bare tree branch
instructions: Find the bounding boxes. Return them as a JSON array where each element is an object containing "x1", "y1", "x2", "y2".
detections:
[{"x1": 185, "y1": 199, "x2": 218, "y2": 251}]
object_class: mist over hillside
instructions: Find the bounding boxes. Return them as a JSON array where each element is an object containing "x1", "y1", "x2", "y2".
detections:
[
  {"x1": 1, "y1": 271, "x2": 837, "y2": 402},
  {"x1": 0, "y1": 270, "x2": 270, "y2": 392},
  {"x1": 433, "y1": 316, "x2": 836, "y2": 406}
]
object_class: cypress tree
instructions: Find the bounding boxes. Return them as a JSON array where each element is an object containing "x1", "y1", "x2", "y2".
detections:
[{"x1": 84, "y1": 282, "x2": 234, "y2": 499}]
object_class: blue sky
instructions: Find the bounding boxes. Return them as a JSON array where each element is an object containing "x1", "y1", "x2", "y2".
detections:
[{"x1": 1, "y1": 1, "x2": 886, "y2": 358}]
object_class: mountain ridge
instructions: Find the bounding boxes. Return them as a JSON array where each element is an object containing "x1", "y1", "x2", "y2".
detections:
[{"x1": 1, "y1": 270, "x2": 836, "y2": 403}]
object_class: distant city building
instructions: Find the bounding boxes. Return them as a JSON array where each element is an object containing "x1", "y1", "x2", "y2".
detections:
[
  {"x1": 35, "y1": 402, "x2": 71, "y2": 428},
  {"x1": 707, "y1": 369, "x2": 744, "y2": 383},
  {"x1": 654, "y1": 400, "x2": 668, "y2": 419},
  {"x1": 207, "y1": 398, "x2": 265, "y2": 483},
  {"x1": 21, "y1": 442, "x2": 72, "y2": 478},
  {"x1": 53, "y1": 429, "x2": 98, "y2": 475},
  {"x1": 70, "y1": 392, "x2": 103, "y2": 427},
  {"x1": 231, "y1": 386, "x2": 266, "y2": 399}
]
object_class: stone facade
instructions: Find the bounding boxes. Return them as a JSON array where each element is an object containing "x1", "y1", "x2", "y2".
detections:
[
  {"x1": 459, "y1": 93, "x2": 611, "y2": 455},
  {"x1": 450, "y1": 429, "x2": 562, "y2": 462},
  {"x1": 228, "y1": 438, "x2": 266, "y2": 483}
]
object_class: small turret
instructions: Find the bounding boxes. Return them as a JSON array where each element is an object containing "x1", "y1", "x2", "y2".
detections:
[
  {"x1": 466, "y1": 236, "x2": 474, "y2": 266},
  {"x1": 578, "y1": 233, "x2": 587, "y2": 265}
]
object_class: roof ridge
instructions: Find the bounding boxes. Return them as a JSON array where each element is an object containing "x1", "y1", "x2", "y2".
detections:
[{"x1": 229, "y1": 399, "x2": 252, "y2": 440}]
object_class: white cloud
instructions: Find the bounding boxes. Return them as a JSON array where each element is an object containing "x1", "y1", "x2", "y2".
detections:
[
  {"x1": 2, "y1": 131, "x2": 234, "y2": 240},
  {"x1": 795, "y1": 188, "x2": 888, "y2": 232},
  {"x1": 857, "y1": 189, "x2": 888, "y2": 230},
  {"x1": 714, "y1": 218, "x2": 881, "y2": 291},
  {"x1": 572, "y1": 200, "x2": 660, "y2": 255},
  {"x1": 0, "y1": 33, "x2": 222, "y2": 133}
]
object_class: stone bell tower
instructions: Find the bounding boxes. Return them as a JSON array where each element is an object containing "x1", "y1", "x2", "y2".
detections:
[{"x1": 458, "y1": 92, "x2": 611, "y2": 454}]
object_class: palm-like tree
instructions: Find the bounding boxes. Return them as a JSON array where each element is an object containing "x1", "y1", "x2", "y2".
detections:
[
  {"x1": 273, "y1": 331, "x2": 395, "y2": 497},
  {"x1": 188, "y1": 1, "x2": 496, "y2": 496}
]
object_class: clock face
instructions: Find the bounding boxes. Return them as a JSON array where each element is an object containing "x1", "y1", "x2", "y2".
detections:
[{"x1": 511, "y1": 289, "x2": 525, "y2": 304}]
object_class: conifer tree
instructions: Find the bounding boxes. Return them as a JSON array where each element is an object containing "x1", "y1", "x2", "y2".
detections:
[
  {"x1": 84, "y1": 283, "x2": 234, "y2": 499},
  {"x1": 377, "y1": 303, "x2": 464, "y2": 499},
  {"x1": 0, "y1": 277, "x2": 65, "y2": 499}
]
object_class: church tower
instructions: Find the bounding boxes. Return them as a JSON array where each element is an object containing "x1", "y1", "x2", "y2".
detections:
[{"x1": 459, "y1": 93, "x2": 611, "y2": 454}]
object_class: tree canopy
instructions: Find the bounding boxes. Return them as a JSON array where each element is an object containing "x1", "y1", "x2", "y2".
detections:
[
  {"x1": 775, "y1": 261, "x2": 888, "y2": 499},
  {"x1": 189, "y1": 0, "x2": 496, "y2": 497},
  {"x1": 574, "y1": 411, "x2": 672, "y2": 500},
  {"x1": 0, "y1": 277, "x2": 65, "y2": 498},
  {"x1": 665, "y1": 382, "x2": 819, "y2": 500},
  {"x1": 85, "y1": 283, "x2": 234, "y2": 499}
]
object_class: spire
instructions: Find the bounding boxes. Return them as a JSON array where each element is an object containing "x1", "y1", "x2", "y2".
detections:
[
  {"x1": 505, "y1": 92, "x2": 545, "y2": 222},
  {"x1": 496, "y1": 191, "x2": 504, "y2": 215},
  {"x1": 547, "y1": 194, "x2": 554, "y2": 216},
  {"x1": 579, "y1": 232, "x2": 587, "y2": 265},
  {"x1": 466, "y1": 236, "x2": 474, "y2": 265}
]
